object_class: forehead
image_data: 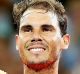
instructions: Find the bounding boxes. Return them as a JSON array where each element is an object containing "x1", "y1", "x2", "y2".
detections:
[{"x1": 20, "y1": 9, "x2": 59, "y2": 28}]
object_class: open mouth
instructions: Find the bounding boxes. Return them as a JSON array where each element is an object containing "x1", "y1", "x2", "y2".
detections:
[{"x1": 27, "y1": 45, "x2": 46, "y2": 54}]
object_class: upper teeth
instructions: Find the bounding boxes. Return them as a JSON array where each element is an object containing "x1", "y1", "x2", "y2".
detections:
[{"x1": 30, "y1": 48, "x2": 44, "y2": 51}]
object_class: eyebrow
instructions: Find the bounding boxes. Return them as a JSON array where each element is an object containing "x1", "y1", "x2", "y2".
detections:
[
  {"x1": 20, "y1": 24, "x2": 55, "y2": 31},
  {"x1": 41, "y1": 24, "x2": 55, "y2": 30},
  {"x1": 20, "y1": 25, "x2": 33, "y2": 30}
]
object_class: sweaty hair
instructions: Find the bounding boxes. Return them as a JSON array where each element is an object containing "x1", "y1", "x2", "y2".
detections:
[{"x1": 13, "y1": 0, "x2": 67, "y2": 36}]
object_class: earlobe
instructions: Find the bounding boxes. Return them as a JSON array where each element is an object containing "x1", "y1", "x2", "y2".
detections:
[
  {"x1": 16, "y1": 45, "x2": 19, "y2": 50},
  {"x1": 16, "y1": 35, "x2": 19, "y2": 50},
  {"x1": 61, "y1": 34, "x2": 70, "y2": 50}
]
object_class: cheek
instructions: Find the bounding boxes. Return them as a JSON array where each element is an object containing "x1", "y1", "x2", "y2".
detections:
[
  {"x1": 19, "y1": 34, "x2": 31, "y2": 42},
  {"x1": 18, "y1": 34, "x2": 32, "y2": 50},
  {"x1": 42, "y1": 34, "x2": 61, "y2": 54},
  {"x1": 18, "y1": 39, "x2": 29, "y2": 64},
  {"x1": 18, "y1": 36, "x2": 30, "y2": 58},
  {"x1": 49, "y1": 40, "x2": 60, "y2": 51},
  {"x1": 48, "y1": 39, "x2": 61, "y2": 61}
]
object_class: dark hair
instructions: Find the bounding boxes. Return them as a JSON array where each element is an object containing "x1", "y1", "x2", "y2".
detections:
[{"x1": 13, "y1": 0, "x2": 67, "y2": 36}]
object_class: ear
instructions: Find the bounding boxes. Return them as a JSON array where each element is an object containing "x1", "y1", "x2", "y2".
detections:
[
  {"x1": 16, "y1": 35, "x2": 19, "y2": 50},
  {"x1": 61, "y1": 34, "x2": 70, "y2": 50}
]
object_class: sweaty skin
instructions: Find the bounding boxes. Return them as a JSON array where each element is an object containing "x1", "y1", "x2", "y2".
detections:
[{"x1": 16, "y1": 9, "x2": 70, "y2": 74}]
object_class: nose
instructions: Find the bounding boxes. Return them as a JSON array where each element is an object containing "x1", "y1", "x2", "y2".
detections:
[
  {"x1": 31, "y1": 38, "x2": 42, "y2": 42},
  {"x1": 31, "y1": 31, "x2": 42, "y2": 42}
]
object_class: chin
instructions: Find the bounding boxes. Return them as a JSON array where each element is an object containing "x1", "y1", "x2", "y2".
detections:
[{"x1": 24, "y1": 59, "x2": 57, "y2": 72}]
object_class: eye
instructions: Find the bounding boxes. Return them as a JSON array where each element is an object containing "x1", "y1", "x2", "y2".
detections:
[
  {"x1": 21, "y1": 25, "x2": 33, "y2": 32},
  {"x1": 42, "y1": 27, "x2": 51, "y2": 32},
  {"x1": 41, "y1": 25, "x2": 54, "y2": 32},
  {"x1": 23, "y1": 28, "x2": 32, "y2": 32}
]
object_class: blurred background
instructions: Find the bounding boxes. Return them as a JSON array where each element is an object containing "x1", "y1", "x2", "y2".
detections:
[{"x1": 0, "y1": 0, "x2": 80, "y2": 74}]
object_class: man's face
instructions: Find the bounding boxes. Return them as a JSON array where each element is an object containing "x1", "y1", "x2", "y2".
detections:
[{"x1": 16, "y1": 9, "x2": 69, "y2": 65}]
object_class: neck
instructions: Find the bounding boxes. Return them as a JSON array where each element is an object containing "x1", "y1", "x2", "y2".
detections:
[{"x1": 24, "y1": 60, "x2": 59, "y2": 74}]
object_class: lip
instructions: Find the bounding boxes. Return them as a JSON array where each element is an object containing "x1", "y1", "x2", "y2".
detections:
[{"x1": 27, "y1": 44, "x2": 46, "y2": 51}]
